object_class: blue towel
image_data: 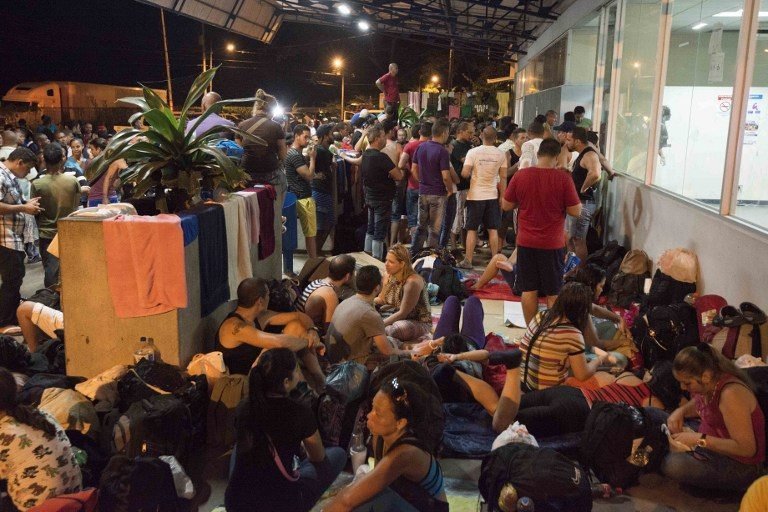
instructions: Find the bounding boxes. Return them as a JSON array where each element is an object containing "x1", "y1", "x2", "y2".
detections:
[
  {"x1": 177, "y1": 213, "x2": 199, "y2": 246},
  {"x1": 181, "y1": 203, "x2": 230, "y2": 316}
]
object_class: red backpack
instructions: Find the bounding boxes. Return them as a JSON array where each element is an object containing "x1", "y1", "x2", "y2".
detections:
[{"x1": 27, "y1": 489, "x2": 98, "y2": 512}]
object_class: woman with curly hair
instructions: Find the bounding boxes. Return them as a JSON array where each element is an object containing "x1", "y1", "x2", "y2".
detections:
[
  {"x1": 0, "y1": 367, "x2": 81, "y2": 510},
  {"x1": 375, "y1": 244, "x2": 433, "y2": 344}
]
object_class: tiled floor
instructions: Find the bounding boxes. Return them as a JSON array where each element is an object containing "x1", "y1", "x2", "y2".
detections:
[{"x1": 13, "y1": 252, "x2": 743, "y2": 511}]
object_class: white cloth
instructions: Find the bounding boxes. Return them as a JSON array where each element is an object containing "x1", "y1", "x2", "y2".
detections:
[
  {"x1": 31, "y1": 302, "x2": 64, "y2": 339},
  {"x1": 220, "y1": 196, "x2": 253, "y2": 300},
  {"x1": 75, "y1": 364, "x2": 130, "y2": 411},
  {"x1": 465, "y1": 145, "x2": 507, "y2": 201},
  {"x1": 519, "y1": 137, "x2": 543, "y2": 170}
]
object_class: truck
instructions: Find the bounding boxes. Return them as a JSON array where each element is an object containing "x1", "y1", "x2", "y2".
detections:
[{"x1": 2, "y1": 81, "x2": 168, "y2": 126}]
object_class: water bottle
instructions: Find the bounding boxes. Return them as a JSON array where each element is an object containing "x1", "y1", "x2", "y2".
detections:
[
  {"x1": 516, "y1": 496, "x2": 535, "y2": 511},
  {"x1": 146, "y1": 337, "x2": 161, "y2": 362},
  {"x1": 133, "y1": 337, "x2": 152, "y2": 363},
  {"x1": 349, "y1": 426, "x2": 367, "y2": 473}
]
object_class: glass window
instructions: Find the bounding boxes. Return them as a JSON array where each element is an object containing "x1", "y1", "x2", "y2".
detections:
[
  {"x1": 734, "y1": 3, "x2": 768, "y2": 229},
  {"x1": 611, "y1": 0, "x2": 664, "y2": 179},
  {"x1": 598, "y1": 4, "x2": 618, "y2": 154},
  {"x1": 653, "y1": 0, "x2": 746, "y2": 209},
  {"x1": 563, "y1": 13, "x2": 600, "y2": 129},
  {"x1": 516, "y1": 35, "x2": 568, "y2": 123}
]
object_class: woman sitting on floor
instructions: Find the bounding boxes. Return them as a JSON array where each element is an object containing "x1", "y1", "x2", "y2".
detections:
[
  {"x1": 226, "y1": 349, "x2": 346, "y2": 512},
  {"x1": 662, "y1": 344, "x2": 765, "y2": 492},
  {"x1": 0, "y1": 368, "x2": 82, "y2": 511},
  {"x1": 375, "y1": 244, "x2": 433, "y2": 344},
  {"x1": 323, "y1": 377, "x2": 448, "y2": 512}
]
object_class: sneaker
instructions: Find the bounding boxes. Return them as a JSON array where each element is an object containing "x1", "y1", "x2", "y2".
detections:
[
  {"x1": 488, "y1": 349, "x2": 523, "y2": 369},
  {"x1": 457, "y1": 259, "x2": 473, "y2": 270}
]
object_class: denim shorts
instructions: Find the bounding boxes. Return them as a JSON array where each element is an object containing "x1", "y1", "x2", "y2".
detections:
[
  {"x1": 391, "y1": 182, "x2": 408, "y2": 221},
  {"x1": 566, "y1": 200, "x2": 596, "y2": 239}
]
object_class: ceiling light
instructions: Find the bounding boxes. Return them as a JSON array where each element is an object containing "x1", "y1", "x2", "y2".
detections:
[
  {"x1": 714, "y1": 9, "x2": 768, "y2": 17},
  {"x1": 337, "y1": 3, "x2": 351, "y2": 16},
  {"x1": 357, "y1": 20, "x2": 370, "y2": 31},
  {"x1": 692, "y1": 22, "x2": 707, "y2": 30}
]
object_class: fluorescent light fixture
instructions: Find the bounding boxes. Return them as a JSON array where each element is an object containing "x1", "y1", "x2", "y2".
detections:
[
  {"x1": 357, "y1": 20, "x2": 370, "y2": 31},
  {"x1": 336, "y1": 3, "x2": 351, "y2": 15},
  {"x1": 692, "y1": 22, "x2": 707, "y2": 30},
  {"x1": 713, "y1": 9, "x2": 768, "y2": 17}
]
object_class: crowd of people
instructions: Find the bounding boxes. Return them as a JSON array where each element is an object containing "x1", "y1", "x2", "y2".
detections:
[{"x1": 0, "y1": 60, "x2": 766, "y2": 511}]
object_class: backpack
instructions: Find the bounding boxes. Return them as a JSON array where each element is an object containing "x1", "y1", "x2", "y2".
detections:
[
  {"x1": 479, "y1": 444, "x2": 592, "y2": 512},
  {"x1": 430, "y1": 260, "x2": 467, "y2": 303},
  {"x1": 113, "y1": 394, "x2": 192, "y2": 464},
  {"x1": 206, "y1": 373, "x2": 249, "y2": 448},
  {"x1": 607, "y1": 250, "x2": 652, "y2": 308},
  {"x1": 744, "y1": 366, "x2": 768, "y2": 462},
  {"x1": 35, "y1": 338, "x2": 66, "y2": 375},
  {"x1": 368, "y1": 360, "x2": 445, "y2": 455},
  {"x1": 266, "y1": 278, "x2": 299, "y2": 312},
  {"x1": 645, "y1": 269, "x2": 697, "y2": 310},
  {"x1": 585, "y1": 240, "x2": 627, "y2": 269},
  {"x1": 27, "y1": 488, "x2": 98, "y2": 512},
  {"x1": 631, "y1": 303, "x2": 698, "y2": 369},
  {"x1": 27, "y1": 288, "x2": 61, "y2": 311},
  {"x1": 0, "y1": 335, "x2": 31, "y2": 372},
  {"x1": 117, "y1": 359, "x2": 186, "y2": 411},
  {"x1": 174, "y1": 374, "x2": 208, "y2": 445}
]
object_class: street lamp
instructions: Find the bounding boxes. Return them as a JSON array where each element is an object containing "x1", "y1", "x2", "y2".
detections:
[
  {"x1": 333, "y1": 58, "x2": 345, "y2": 120},
  {"x1": 226, "y1": 43, "x2": 235, "y2": 52},
  {"x1": 431, "y1": 74, "x2": 439, "y2": 84}
]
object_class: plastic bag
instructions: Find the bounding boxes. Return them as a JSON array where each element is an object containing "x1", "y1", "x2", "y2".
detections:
[
  {"x1": 325, "y1": 362, "x2": 369, "y2": 405},
  {"x1": 187, "y1": 351, "x2": 229, "y2": 390},
  {"x1": 159, "y1": 455, "x2": 196, "y2": 499},
  {"x1": 491, "y1": 421, "x2": 539, "y2": 451}
]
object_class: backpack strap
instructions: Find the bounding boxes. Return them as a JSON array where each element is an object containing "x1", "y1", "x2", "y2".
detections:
[
  {"x1": 267, "y1": 433, "x2": 300, "y2": 482},
  {"x1": 245, "y1": 116, "x2": 269, "y2": 135},
  {"x1": 522, "y1": 322, "x2": 570, "y2": 389}
]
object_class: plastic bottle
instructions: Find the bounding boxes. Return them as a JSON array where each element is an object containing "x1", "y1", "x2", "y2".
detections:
[
  {"x1": 516, "y1": 496, "x2": 535, "y2": 511},
  {"x1": 349, "y1": 425, "x2": 367, "y2": 473},
  {"x1": 146, "y1": 337, "x2": 161, "y2": 362},
  {"x1": 133, "y1": 337, "x2": 152, "y2": 363}
]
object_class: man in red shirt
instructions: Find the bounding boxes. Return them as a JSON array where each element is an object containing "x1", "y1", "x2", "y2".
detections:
[
  {"x1": 375, "y1": 63, "x2": 400, "y2": 120},
  {"x1": 502, "y1": 138, "x2": 582, "y2": 326}
]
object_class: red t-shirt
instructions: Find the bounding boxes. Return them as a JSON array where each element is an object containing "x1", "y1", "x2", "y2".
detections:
[
  {"x1": 403, "y1": 139, "x2": 425, "y2": 190},
  {"x1": 504, "y1": 167, "x2": 580, "y2": 249},
  {"x1": 378, "y1": 72, "x2": 399, "y2": 103}
]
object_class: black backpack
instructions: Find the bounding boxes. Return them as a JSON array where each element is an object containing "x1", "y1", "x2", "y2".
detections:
[
  {"x1": 117, "y1": 359, "x2": 187, "y2": 412},
  {"x1": 112, "y1": 394, "x2": 192, "y2": 465},
  {"x1": 745, "y1": 367, "x2": 768, "y2": 462},
  {"x1": 631, "y1": 302, "x2": 698, "y2": 369},
  {"x1": 585, "y1": 240, "x2": 627, "y2": 269},
  {"x1": 430, "y1": 260, "x2": 466, "y2": 303},
  {"x1": 580, "y1": 401, "x2": 665, "y2": 489},
  {"x1": 0, "y1": 335, "x2": 31, "y2": 372},
  {"x1": 645, "y1": 269, "x2": 697, "y2": 310},
  {"x1": 479, "y1": 443, "x2": 592, "y2": 512},
  {"x1": 26, "y1": 287, "x2": 61, "y2": 311}
]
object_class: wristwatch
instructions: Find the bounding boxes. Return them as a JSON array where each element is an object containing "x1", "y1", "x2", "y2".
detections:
[{"x1": 696, "y1": 433, "x2": 708, "y2": 449}]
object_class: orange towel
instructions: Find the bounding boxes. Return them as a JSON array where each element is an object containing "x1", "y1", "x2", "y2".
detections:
[{"x1": 103, "y1": 214, "x2": 187, "y2": 318}]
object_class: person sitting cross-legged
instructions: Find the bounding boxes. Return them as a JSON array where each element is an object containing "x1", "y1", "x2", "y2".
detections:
[
  {"x1": 215, "y1": 277, "x2": 326, "y2": 393},
  {"x1": 295, "y1": 254, "x2": 356, "y2": 336}
]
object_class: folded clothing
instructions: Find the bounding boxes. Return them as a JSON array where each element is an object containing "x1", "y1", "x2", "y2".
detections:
[
  {"x1": 244, "y1": 185, "x2": 276, "y2": 259},
  {"x1": 220, "y1": 197, "x2": 253, "y2": 300},
  {"x1": 103, "y1": 214, "x2": 187, "y2": 318}
]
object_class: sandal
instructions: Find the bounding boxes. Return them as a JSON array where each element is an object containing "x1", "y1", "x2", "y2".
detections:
[
  {"x1": 0, "y1": 325, "x2": 22, "y2": 336},
  {"x1": 713, "y1": 305, "x2": 746, "y2": 328},
  {"x1": 740, "y1": 302, "x2": 767, "y2": 325},
  {"x1": 457, "y1": 259, "x2": 473, "y2": 270}
]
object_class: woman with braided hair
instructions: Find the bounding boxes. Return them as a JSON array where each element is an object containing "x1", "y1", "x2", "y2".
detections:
[{"x1": 0, "y1": 367, "x2": 81, "y2": 510}]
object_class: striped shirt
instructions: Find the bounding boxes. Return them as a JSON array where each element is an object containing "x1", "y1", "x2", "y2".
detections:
[
  {"x1": 296, "y1": 279, "x2": 334, "y2": 313},
  {"x1": 520, "y1": 319, "x2": 585, "y2": 390},
  {"x1": 581, "y1": 381, "x2": 653, "y2": 408}
]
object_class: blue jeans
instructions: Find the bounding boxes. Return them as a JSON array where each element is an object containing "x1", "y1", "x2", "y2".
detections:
[
  {"x1": 565, "y1": 199, "x2": 597, "y2": 239},
  {"x1": 438, "y1": 193, "x2": 457, "y2": 248},
  {"x1": 367, "y1": 200, "x2": 392, "y2": 242},
  {"x1": 411, "y1": 194, "x2": 447, "y2": 256},
  {"x1": 406, "y1": 189, "x2": 419, "y2": 228},
  {"x1": 351, "y1": 487, "x2": 419, "y2": 512}
]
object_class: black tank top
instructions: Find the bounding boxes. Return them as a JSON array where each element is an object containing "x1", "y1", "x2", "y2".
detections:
[
  {"x1": 215, "y1": 311, "x2": 264, "y2": 375},
  {"x1": 571, "y1": 146, "x2": 596, "y2": 201}
]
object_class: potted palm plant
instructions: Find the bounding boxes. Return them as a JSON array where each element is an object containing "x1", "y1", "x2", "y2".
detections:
[{"x1": 87, "y1": 66, "x2": 265, "y2": 212}]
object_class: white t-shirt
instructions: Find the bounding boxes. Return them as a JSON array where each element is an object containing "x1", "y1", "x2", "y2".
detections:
[
  {"x1": 497, "y1": 139, "x2": 514, "y2": 154},
  {"x1": 519, "y1": 137, "x2": 543, "y2": 170},
  {"x1": 464, "y1": 144, "x2": 507, "y2": 200}
]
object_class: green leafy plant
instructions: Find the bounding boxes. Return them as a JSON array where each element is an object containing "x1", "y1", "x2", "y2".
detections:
[
  {"x1": 397, "y1": 105, "x2": 428, "y2": 129},
  {"x1": 87, "y1": 66, "x2": 264, "y2": 211}
]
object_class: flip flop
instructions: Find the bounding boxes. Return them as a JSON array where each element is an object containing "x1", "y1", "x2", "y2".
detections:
[
  {"x1": 740, "y1": 302, "x2": 767, "y2": 325},
  {"x1": 0, "y1": 326, "x2": 22, "y2": 336},
  {"x1": 713, "y1": 305, "x2": 746, "y2": 328}
]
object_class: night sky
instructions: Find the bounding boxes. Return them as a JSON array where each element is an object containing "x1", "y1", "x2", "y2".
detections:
[{"x1": 0, "y1": 0, "x2": 495, "y2": 111}]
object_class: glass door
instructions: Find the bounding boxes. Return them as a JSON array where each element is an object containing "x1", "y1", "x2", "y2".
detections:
[{"x1": 598, "y1": 2, "x2": 619, "y2": 155}]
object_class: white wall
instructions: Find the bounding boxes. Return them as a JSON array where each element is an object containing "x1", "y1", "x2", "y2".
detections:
[{"x1": 605, "y1": 177, "x2": 768, "y2": 306}]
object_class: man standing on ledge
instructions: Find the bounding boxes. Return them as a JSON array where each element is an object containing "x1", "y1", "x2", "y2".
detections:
[{"x1": 375, "y1": 63, "x2": 400, "y2": 121}]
